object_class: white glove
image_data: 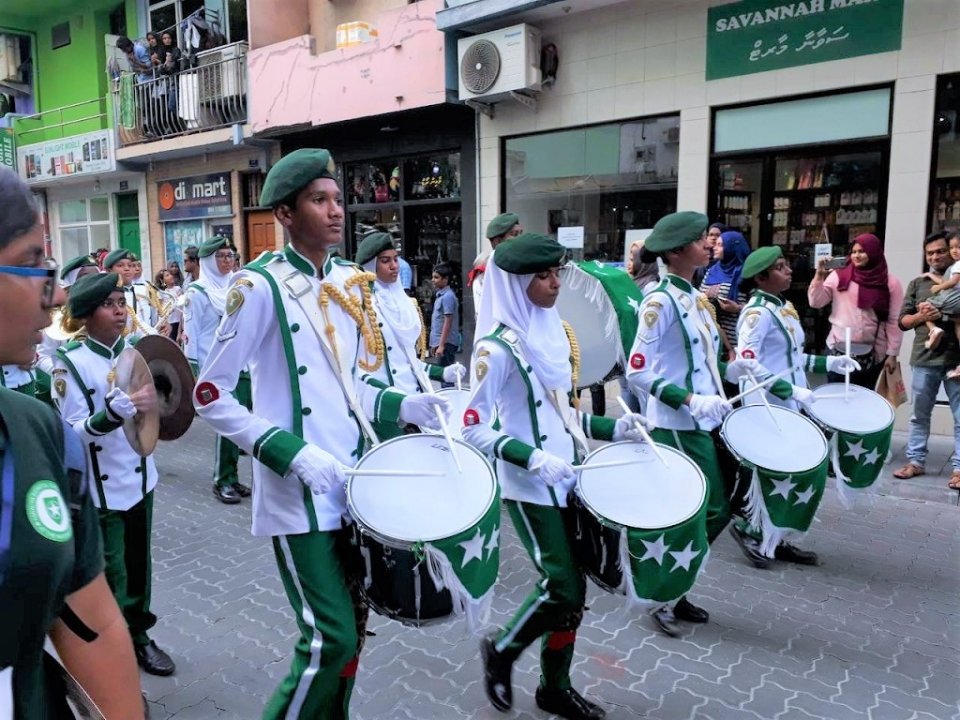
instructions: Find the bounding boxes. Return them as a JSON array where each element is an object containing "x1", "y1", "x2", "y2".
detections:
[
  {"x1": 399, "y1": 393, "x2": 451, "y2": 431},
  {"x1": 442, "y1": 363, "x2": 466, "y2": 384},
  {"x1": 527, "y1": 449, "x2": 575, "y2": 487},
  {"x1": 688, "y1": 394, "x2": 732, "y2": 426},
  {"x1": 792, "y1": 386, "x2": 816, "y2": 410},
  {"x1": 613, "y1": 413, "x2": 651, "y2": 442},
  {"x1": 724, "y1": 358, "x2": 768, "y2": 383},
  {"x1": 288, "y1": 445, "x2": 347, "y2": 495},
  {"x1": 105, "y1": 388, "x2": 137, "y2": 420},
  {"x1": 826, "y1": 355, "x2": 862, "y2": 374}
]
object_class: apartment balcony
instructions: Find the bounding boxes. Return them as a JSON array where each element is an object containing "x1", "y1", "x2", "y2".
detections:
[{"x1": 12, "y1": 97, "x2": 109, "y2": 146}]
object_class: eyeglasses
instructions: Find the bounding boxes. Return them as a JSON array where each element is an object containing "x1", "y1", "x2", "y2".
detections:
[
  {"x1": 214, "y1": 251, "x2": 237, "y2": 260},
  {"x1": 0, "y1": 258, "x2": 59, "y2": 308}
]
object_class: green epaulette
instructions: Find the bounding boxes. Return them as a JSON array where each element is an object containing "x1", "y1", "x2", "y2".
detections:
[{"x1": 61, "y1": 340, "x2": 83, "y2": 353}]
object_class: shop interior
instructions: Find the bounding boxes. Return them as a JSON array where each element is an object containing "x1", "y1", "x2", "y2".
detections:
[{"x1": 931, "y1": 73, "x2": 960, "y2": 236}]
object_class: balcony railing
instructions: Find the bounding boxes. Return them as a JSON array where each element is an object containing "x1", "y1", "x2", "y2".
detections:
[
  {"x1": 110, "y1": 42, "x2": 248, "y2": 147},
  {"x1": 12, "y1": 98, "x2": 110, "y2": 145}
]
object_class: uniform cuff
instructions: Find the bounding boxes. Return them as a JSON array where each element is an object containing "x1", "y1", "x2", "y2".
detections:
[
  {"x1": 496, "y1": 437, "x2": 536, "y2": 468},
  {"x1": 254, "y1": 428, "x2": 307, "y2": 477},
  {"x1": 86, "y1": 409, "x2": 123, "y2": 436},
  {"x1": 375, "y1": 388, "x2": 405, "y2": 425},
  {"x1": 427, "y1": 364, "x2": 444, "y2": 381},
  {"x1": 585, "y1": 414, "x2": 616, "y2": 441},
  {"x1": 771, "y1": 378, "x2": 794, "y2": 400},
  {"x1": 656, "y1": 382, "x2": 689, "y2": 410}
]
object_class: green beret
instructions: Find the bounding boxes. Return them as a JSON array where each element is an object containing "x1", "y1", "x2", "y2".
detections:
[
  {"x1": 742, "y1": 246, "x2": 783, "y2": 279},
  {"x1": 495, "y1": 232, "x2": 565, "y2": 275},
  {"x1": 103, "y1": 248, "x2": 135, "y2": 269},
  {"x1": 69, "y1": 272, "x2": 123, "y2": 318},
  {"x1": 60, "y1": 254, "x2": 97, "y2": 280},
  {"x1": 260, "y1": 148, "x2": 338, "y2": 208},
  {"x1": 198, "y1": 236, "x2": 229, "y2": 258},
  {"x1": 486, "y1": 213, "x2": 520, "y2": 240},
  {"x1": 643, "y1": 212, "x2": 709, "y2": 254},
  {"x1": 355, "y1": 232, "x2": 395, "y2": 267}
]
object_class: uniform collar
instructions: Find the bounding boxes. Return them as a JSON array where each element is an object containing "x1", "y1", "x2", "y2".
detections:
[
  {"x1": 664, "y1": 273, "x2": 693, "y2": 294},
  {"x1": 753, "y1": 289, "x2": 784, "y2": 307},
  {"x1": 85, "y1": 335, "x2": 125, "y2": 360},
  {"x1": 284, "y1": 244, "x2": 334, "y2": 278}
]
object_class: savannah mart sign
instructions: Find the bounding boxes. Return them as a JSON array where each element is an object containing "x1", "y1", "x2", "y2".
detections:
[{"x1": 706, "y1": 0, "x2": 904, "y2": 80}]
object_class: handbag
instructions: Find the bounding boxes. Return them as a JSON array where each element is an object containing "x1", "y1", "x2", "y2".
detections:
[{"x1": 875, "y1": 361, "x2": 908, "y2": 408}]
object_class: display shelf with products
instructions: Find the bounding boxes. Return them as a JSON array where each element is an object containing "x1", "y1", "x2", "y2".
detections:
[{"x1": 932, "y1": 176, "x2": 960, "y2": 230}]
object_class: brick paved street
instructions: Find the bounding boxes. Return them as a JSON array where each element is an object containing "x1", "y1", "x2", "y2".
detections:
[{"x1": 143, "y1": 412, "x2": 959, "y2": 720}]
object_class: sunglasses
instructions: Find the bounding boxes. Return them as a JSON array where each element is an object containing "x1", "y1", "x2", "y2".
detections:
[{"x1": 0, "y1": 258, "x2": 59, "y2": 308}]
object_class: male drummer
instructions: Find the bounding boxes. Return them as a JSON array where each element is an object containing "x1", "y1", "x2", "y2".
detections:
[
  {"x1": 53, "y1": 271, "x2": 176, "y2": 677},
  {"x1": 183, "y1": 235, "x2": 252, "y2": 504},
  {"x1": 469, "y1": 212, "x2": 522, "y2": 315},
  {"x1": 103, "y1": 249, "x2": 154, "y2": 340},
  {"x1": 193, "y1": 148, "x2": 447, "y2": 718},
  {"x1": 625, "y1": 212, "x2": 805, "y2": 637},
  {"x1": 463, "y1": 233, "x2": 646, "y2": 720},
  {"x1": 730, "y1": 246, "x2": 861, "y2": 567},
  {"x1": 355, "y1": 231, "x2": 464, "y2": 438}
]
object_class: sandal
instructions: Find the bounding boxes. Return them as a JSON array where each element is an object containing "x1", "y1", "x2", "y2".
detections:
[
  {"x1": 893, "y1": 463, "x2": 925, "y2": 479},
  {"x1": 949, "y1": 471, "x2": 960, "y2": 490}
]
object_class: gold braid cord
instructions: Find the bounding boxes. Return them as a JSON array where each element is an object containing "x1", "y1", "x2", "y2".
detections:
[
  {"x1": 122, "y1": 306, "x2": 149, "y2": 338},
  {"x1": 561, "y1": 320, "x2": 581, "y2": 409},
  {"x1": 318, "y1": 271, "x2": 384, "y2": 373},
  {"x1": 413, "y1": 298, "x2": 428, "y2": 361}
]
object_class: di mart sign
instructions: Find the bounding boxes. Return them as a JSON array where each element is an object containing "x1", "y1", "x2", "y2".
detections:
[
  {"x1": 706, "y1": 0, "x2": 904, "y2": 81},
  {"x1": 157, "y1": 172, "x2": 233, "y2": 221}
]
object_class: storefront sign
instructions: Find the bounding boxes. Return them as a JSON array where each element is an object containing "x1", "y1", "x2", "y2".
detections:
[
  {"x1": 17, "y1": 129, "x2": 115, "y2": 183},
  {"x1": 706, "y1": 0, "x2": 904, "y2": 80},
  {"x1": 0, "y1": 128, "x2": 15, "y2": 170},
  {"x1": 557, "y1": 226, "x2": 585, "y2": 250},
  {"x1": 157, "y1": 173, "x2": 233, "y2": 221}
]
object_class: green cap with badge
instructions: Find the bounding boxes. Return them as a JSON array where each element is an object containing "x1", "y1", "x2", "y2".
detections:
[
  {"x1": 198, "y1": 236, "x2": 230, "y2": 258},
  {"x1": 485, "y1": 212, "x2": 520, "y2": 240},
  {"x1": 60, "y1": 254, "x2": 98, "y2": 281},
  {"x1": 103, "y1": 248, "x2": 136, "y2": 269},
  {"x1": 642, "y1": 211, "x2": 709, "y2": 255},
  {"x1": 259, "y1": 148, "x2": 338, "y2": 208},
  {"x1": 355, "y1": 232, "x2": 395, "y2": 267},
  {"x1": 494, "y1": 232, "x2": 565, "y2": 275},
  {"x1": 69, "y1": 272, "x2": 123, "y2": 318},
  {"x1": 742, "y1": 246, "x2": 784, "y2": 280}
]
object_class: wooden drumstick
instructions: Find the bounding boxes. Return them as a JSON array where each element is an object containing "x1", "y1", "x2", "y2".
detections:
[
  {"x1": 844, "y1": 326, "x2": 852, "y2": 400},
  {"x1": 580, "y1": 459, "x2": 658, "y2": 471},
  {"x1": 725, "y1": 367, "x2": 793, "y2": 405},
  {"x1": 614, "y1": 396, "x2": 670, "y2": 467},
  {"x1": 346, "y1": 469, "x2": 444, "y2": 478},
  {"x1": 746, "y1": 370, "x2": 781, "y2": 431}
]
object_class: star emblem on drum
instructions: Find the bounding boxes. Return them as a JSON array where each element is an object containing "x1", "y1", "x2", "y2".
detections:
[
  {"x1": 770, "y1": 475, "x2": 797, "y2": 500},
  {"x1": 863, "y1": 447, "x2": 881, "y2": 465},
  {"x1": 793, "y1": 485, "x2": 816, "y2": 505},
  {"x1": 484, "y1": 525, "x2": 499, "y2": 560},
  {"x1": 843, "y1": 439, "x2": 867, "y2": 460},
  {"x1": 668, "y1": 542, "x2": 701, "y2": 573},
  {"x1": 627, "y1": 296, "x2": 642, "y2": 316},
  {"x1": 639, "y1": 534, "x2": 668, "y2": 565},
  {"x1": 458, "y1": 528, "x2": 486, "y2": 568}
]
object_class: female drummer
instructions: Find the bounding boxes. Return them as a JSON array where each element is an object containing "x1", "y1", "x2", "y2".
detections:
[
  {"x1": 731, "y1": 246, "x2": 861, "y2": 568},
  {"x1": 463, "y1": 233, "x2": 646, "y2": 720},
  {"x1": 354, "y1": 231, "x2": 465, "y2": 437}
]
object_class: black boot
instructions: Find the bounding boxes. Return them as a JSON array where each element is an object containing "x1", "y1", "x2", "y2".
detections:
[
  {"x1": 480, "y1": 633, "x2": 512, "y2": 712},
  {"x1": 213, "y1": 483, "x2": 241, "y2": 504},
  {"x1": 135, "y1": 641, "x2": 175, "y2": 676},
  {"x1": 674, "y1": 596, "x2": 709, "y2": 624},
  {"x1": 652, "y1": 605, "x2": 680, "y2": 637},
  {"x1": 535, "y1": 687, "x2": 606, "y2": 720},
  {"x1": 728, "y1": 524, "x2": 770, "y2": 569},
  {"x1": 775, "y1": 541, "x2": 819, "y2": 566}
]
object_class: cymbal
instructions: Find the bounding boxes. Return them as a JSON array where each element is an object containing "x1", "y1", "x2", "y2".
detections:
[
  {"x1": 114, "y1": 348, "x2": 160, "y2": 457},
  {"x1": 134, "y1": 335, "x2": 196, "y2": 441}
]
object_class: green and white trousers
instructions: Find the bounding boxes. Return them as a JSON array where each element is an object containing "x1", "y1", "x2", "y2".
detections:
[{"x1": 214, "y1": 371, "x2": 252, "y2": 488}]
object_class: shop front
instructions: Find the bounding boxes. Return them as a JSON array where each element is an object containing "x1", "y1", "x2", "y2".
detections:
[{"x1": 930, "y1": 73, "x2": 960, "y2": 236}]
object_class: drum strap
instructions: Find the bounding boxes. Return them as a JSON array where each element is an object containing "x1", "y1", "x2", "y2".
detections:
[
  {"x1": 547, "y1": 390, "x2": 591, "y2": 459},
  {"x1": 268, "y1": 264, "x2": 380, "y2": 447},
  {"x1": 693, "y1": 301, "x2": 727, "y2": 399}
]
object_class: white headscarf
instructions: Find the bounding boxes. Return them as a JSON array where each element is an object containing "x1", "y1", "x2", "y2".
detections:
[
  {"x1": 198, "y1": 251, "x2": 233, "y2": 315},
  {"x1": 475, "y1": 250, "x2": 571, "y2": 393},
  {"x1": 363, "y1": 259, "x2": 422, "y2": 349}
]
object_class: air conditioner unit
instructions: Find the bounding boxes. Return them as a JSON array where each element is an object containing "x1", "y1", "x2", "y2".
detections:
[
  {"x1": 0, "y1": 35, "x2": 22, "y2": 83},
  {"x1": 197, "y1": 42, "x2": 248, "y2": 101},
  {"x1": 458, "y1": 24, "x2": 541, "y2": 103}
]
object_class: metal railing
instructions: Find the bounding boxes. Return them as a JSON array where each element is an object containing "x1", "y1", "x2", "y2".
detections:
[
  {"x1": 110, "y1": 43, "x2": 247, "y2": 147},
  {"x1": 12, "y1": 97, "x2": 109, "y2": 145}
]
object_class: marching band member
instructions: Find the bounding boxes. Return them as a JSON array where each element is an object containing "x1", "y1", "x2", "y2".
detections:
[
  {"x1": 193, "y1": 149, "x2": 447, "y2": 719},
  {"x1": 729, "y1": 246, "x2": 859, "y2": 567},
  {"x1": 625, "y1": 212, "x2": 802, "y2": 637},
  {"x1": 469, "y1": 212, "x2": 522, "y2": 316},
  {"x1": 183, "y1": 236, "x2": 252, "y2": 504},
  {"x1": 53, "y1": 272, "x2": 175, "y2": 677},
  {"x1": 354, "y1": 231, "x2": 464, "y2": 438},
  {"x1": 463, "y1": 233, "x2": 646, "y2": 720},
  {"x1": 102, "y1": 249, "x2": 155, "y2": 341}
]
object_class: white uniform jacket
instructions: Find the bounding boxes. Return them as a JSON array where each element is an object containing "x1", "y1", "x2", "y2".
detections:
[
  {"x1": 370, "y1": 289, "x2": 441, "y2": 395},
  {"x1": 182, "y1": 282, "x2": 220, "y2": 373},
  {"x1": 1, "y1": 365, "x2": 34, "y2": 390},
  {"x1": 194, "y1": 246, "x2": 407, "y2": 537},
  {"x1": 54, "y1": 336, "x2": 158, "y2": 511},
  {"x1": 461, "y1": 324, "x2": 615, "y2": 507},
  {"x1": 35, "y1": 330, "x2": 64, "y2": 377}
]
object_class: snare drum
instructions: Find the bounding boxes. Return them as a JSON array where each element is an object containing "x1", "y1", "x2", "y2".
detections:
[
  {"x1": 571, "y1": 441, "x2": 708, "y2": 606},
  {"x1": 721, "y1": 405, "x2": 828, "y2": 556},
  {"x1": 422, "y1": 387, "x2": 470, "y2": 440},
  {"x1": 805, "y1": 383, "x2": 894, "y2": 491},
  {"x1": 347, "y1": 434, "x2": 499, "y2": 629}
]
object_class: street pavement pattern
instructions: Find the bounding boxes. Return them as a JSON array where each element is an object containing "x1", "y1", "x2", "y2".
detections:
[{"x1": 143, "y1": 420, "x2": 959, "y2": 720}]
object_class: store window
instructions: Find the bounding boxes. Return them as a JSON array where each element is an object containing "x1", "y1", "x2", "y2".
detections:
[
  {"x1": 931, "y1": 74, "x2": 960, "y2": 234},
  {"x1": 58, "y1": 197, "x2": 112, "y2": 260},
  {"x1": 504, "y1": 116, "x2": 680, "y2": 261}
]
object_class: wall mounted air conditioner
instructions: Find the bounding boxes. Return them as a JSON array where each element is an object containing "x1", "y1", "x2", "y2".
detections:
[
  {"x1": 0, "y1": 35, "x2": 22, "y2": 83},
  {"x1": 196, "y1": 42, "x2": 248, "y2": 101},
  {"x1": 457, "y1": 24, "x2": 541, "y2": 103}
]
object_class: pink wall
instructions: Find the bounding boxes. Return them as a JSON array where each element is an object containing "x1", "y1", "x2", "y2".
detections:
[{"x1": 248, "y1": 0, "x2": 447, "y2": 134}]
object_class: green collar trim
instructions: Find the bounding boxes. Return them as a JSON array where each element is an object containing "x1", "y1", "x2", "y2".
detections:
[
  {"x1": 753, "y1": 289, "x2": 783, "y2": 307},
  {"x1": 284, "y1": 244, "x2": 334, "y2": 278},
  {"x1": 664, "y1": 274, "x2": 693, "y2": 293},
  {"x1": 85, "y1": 336, "x2": 124, "y2": 360}
]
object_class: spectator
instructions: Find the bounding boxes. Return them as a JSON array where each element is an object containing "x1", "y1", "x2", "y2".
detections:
[
  {"x1": 166, "y1": 260, "x2": 184, "y2": 286},
  {"x1": 182, "y1": 246, "x2": 199, "y2": 284},
  {"x1": 808, "y1": 233, "x2": 903, "y2": 389},
  {"x1": 116, "y1": 36, "x2": 153, "y2": 83},
  {"x1": 693, "y1": 222, "x2": 724, "y2": 288},
  {"x1": 429, "y1": 262, "x2": 460, "y2": 383},
  {"x1": 159, "y1": 269, "x2": 183, "y2": 342},
  {"x1": 627, "y1": 240, "x2": 659, "y2": 293},
  {"x1": 398, "y1": 250, "x2": 414, "y2": 295},
  {"x1": 701, "y1": 230, "x2": 750, "y2": 359},
  {"x1": 895, "y1": 232, "x2": 960, "y2": 489}
]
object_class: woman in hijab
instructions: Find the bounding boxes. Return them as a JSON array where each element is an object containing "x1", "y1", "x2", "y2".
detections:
[
  {"x1": 701, "y1": 230, "x2": 750, "y2": 359},
  {"x1": 627, "y1": 240, "x2": 660, "y2": 292},
  {"x1": 808, "y1": 233, "x2": 904, "y2": 389}
]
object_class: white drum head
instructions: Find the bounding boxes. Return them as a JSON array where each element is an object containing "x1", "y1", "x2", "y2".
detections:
[
  {"x1": 422, "y1": 388, "x2": 470, "y2": 440},
  {"x1": 557, "y1": 265, "x2": 619, "y2": 387},
  {"x1": 722, "y1": 405, "x2": 828, "y2": 473},
  {"x1": 348, "y1": 435, "x2": 495, "y2": 543},
  {"x1": 809, "y1": 383, "x2": 895, "y2": 434},
  {"x1": 576, "y1": 442, "x2": 706, "y2": 529}
]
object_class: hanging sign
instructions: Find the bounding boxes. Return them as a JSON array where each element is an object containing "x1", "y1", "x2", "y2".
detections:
[
  {"x1": 706, "y1": 0, "x2": 904, "y2": 81},
  {"x1": 157, "y1": 172, "x2": 233, "y2": 221}
]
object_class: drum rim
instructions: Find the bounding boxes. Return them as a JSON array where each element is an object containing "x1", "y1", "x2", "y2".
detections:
[
  {"x1": 346, "y1": 434, "x2": 497, "y2": 545},
  {"x1": 574, "y1": 440, "x2": 707, "y2": 530},
  {"x1": 808, "y1": 382, "x2": 895, "y2": 433},
  {"x1": 720, "y1": 404, "x2": 829, "y2": 471}
]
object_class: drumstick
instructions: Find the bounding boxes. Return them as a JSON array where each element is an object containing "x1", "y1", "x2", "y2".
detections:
[
  {"x1": 614, "y1": 396, "x2": 670, "y2": 467},
  {"x1": 844, "y1": 327, "x2": 852, "y2": 400},
  {"x1": 746, "y1": 370, "x2": 781, "y2": 431},
  {"x1": 345, "y1": 469, "x2": 445, "y2": 478},
  {"x1": 412, "y1": 364, "x2": 464, "y2": 473},
  {"x1": 725, "y1": 367, "x2": 793, "y2": 404},
  {"x1": 456, "y1": 367, "x2": 463, "y2": 392},
  {"x1": 579, "y1": 459, "x2": 661, "y2": 471}
]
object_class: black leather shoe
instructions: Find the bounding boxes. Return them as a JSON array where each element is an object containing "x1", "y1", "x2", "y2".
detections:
[
  {"x1": 135, "y1": 641, "x2": 175, "y2": 676},
  {"x1": 213, "y1": 483, "x2": 241, "y2": 504},
  {"x1": 728, "y1": 525, "x2": 770, "y2": 569},
  {"x1": 480, "y1": 633, "x2": 512, "y2": 712},
  {"x1": 674, "y1": 596, "x2": 709, "y2": 624},
  {"x1": 143, "y1": 693, "x2": 151, "y2": 719},
  {"x1": 774, "y1": 541, "x2": 819, "y2": 566},
  {"x1": 652, "y1": 606, "x2": 680, "y2": 637},
  {"x1": 535, "y1": 686, "x2": 606, "y2": 720},
  {"x1": 233, "y1": 482, "x2": 251, "y2": 498}
]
